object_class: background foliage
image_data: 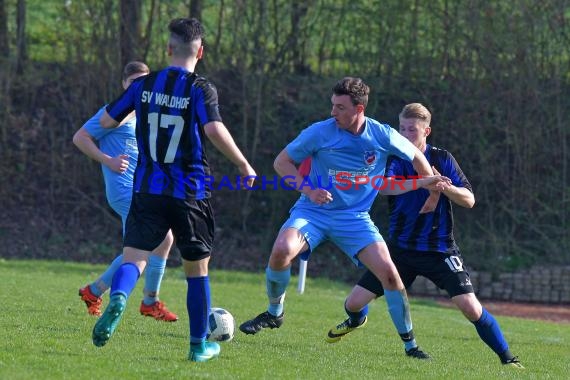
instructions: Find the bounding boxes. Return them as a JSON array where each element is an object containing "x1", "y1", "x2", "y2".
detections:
[{"x1": 1, "y1": 0, "x2": 569, "y2": 280}]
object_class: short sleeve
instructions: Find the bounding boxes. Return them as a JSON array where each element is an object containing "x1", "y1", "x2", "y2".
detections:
[{"x1": 82, "y1": 107, "x2": 111, "y2": 141}]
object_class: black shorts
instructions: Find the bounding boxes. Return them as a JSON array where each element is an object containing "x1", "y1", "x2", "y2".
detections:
[
  {"x1": 124, "y1": 193, "x2": 215, "y2": 261},
  {"x1": 357, "y1": 245, "x2": 474, "y2": 298}
]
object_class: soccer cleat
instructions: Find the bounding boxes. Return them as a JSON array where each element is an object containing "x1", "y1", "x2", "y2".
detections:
[
  {"x1": 189, "y1": 341, "x2": 221, "y2": 362},
  {"x1": 92, "y1": 294, "x2": 127, "y2": 347},
  {"x1": 326, "y1": 316, "x2": 368, "y2": 343},
  {"x1": 139, "y1": 300, "x2": 179, "y2": 322},
  {"x1": 502, "y1": 356, "x2": 524, "y2": 369},
  {"x1": 79, "y1": 285, "x2": 103, "y2": 317},
  {"x1": 405, "y1": 347, "x2": 431, "y2": 359},
  {"x1": 239, "y1": 311, "x2": 284, "y2": 335}
]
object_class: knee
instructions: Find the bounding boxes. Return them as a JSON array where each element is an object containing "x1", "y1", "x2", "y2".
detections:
[
  {"x1": 453, "y1": 294, "x2": 483, "y2": 321},
  {"x1": 269, "y1": 242, "x2": 297, "y2": 269}
]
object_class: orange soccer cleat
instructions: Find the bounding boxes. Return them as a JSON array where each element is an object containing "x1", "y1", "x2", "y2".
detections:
[
  {"x1": 79, "y1": 286, "x2": 103, "y2": 317},
  {"x1": 139, "y1": 300, "x2": 179, "y2": 322}
]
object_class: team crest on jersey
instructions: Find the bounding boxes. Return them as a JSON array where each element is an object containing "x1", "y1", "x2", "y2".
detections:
[{"x1": 364, "y1": 151, "x2": 376, "y2": 166}]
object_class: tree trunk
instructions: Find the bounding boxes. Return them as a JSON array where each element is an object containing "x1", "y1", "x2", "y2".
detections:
[
  {"x1": 189, "y1": 0, "x2": 202, "y2": 20},
  {"x1": 0, "y1": 0, "x2": 8, "y2": 57},
  {"x1": 120, "y1": 0, "x2": 142, "y2": 67},
  {"x1": 16, "y1": 0, "x2": 26, "y2": 74}
]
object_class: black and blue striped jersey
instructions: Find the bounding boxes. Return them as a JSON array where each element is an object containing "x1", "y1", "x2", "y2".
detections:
[
  {"x1": 106, "y1": 66, "x2": 222, "y2": 200},
  {"x1": 386, "y1": 145, "x2": 473, "y2": 253}
]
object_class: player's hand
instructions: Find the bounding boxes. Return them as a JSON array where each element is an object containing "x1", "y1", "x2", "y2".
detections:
[
  {"x1": 420, "y1": 175, "x2": 452, "y2": 192},
  {"x1": 308, "y1": 188, "x2": 333, "y2": 205},
  {"x1": 238, "y1": 163, "x2": 257, "y2": 189},
  {"x1": 107, "y1": 154, "x2": 130, "y2": 173}
]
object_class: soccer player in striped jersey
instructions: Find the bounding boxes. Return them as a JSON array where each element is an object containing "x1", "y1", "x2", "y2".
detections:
[
  {"x1": 92, "y1": 18, "x2": 256, "y2": 362},
  {"x1": 73, "y1": 61, "x2": 178, "y2": 322},
  {"x1": 327, "y1": 103, "x2": 523, "y2": 368},
  {"x1": 239, "y1": 78, "x2": 441, "y2": 359}
]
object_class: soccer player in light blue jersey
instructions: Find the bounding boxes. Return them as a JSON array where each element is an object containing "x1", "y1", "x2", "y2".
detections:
[
  {"x1": 73, "y1": 61, "x2": 178, "y2": 322},
  {"x1": 327, "y1": 103, "x2": 523, "y2": 368},
  {"x1": 240, "y1": 77, "x2": 441, "y2": 359}
]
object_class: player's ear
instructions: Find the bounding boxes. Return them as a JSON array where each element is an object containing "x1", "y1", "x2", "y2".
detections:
[
  {"x1": 356, "y1": 104, "x2": 365, "y2": 114},
  {"x1": 197, "y1": 45, "x2": 204, "y2": 60},
  {"x1": 424, "y1": 125, "x2": 432, "y2": 137}
]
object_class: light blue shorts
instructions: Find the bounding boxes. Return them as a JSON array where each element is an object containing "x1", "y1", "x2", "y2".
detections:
[
  {"x1": 108, "y1": 195, "x2": 132, "y2": 237},
  {"x1": 280, "y1": 206, "x2": 384, "y2": 267}
]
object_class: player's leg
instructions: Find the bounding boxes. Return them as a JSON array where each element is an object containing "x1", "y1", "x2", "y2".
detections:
[
  {"x1": 357, "y1": 243, "x2": 428, "y2": 358},
  {"x1": 328, "y1": 249, "x2": 419, "y2": 344},
  {"x1": 184, "y1": 256, "x2": 220, "y2": 362},
  {"x1": 172, "y1": 198, "x2": 219, "y2": 362},
  {"x1": 240, "y1": 209, "x2": 328, "y2": 335},
  {"x1": 239, "y1": 226, "x2": 311, "y2": 335},
  {"x1": 140, "y1": 229, "x2": 178, "y2": 322},
  {"x1": 434, "y1": 253, "x2": 523, "y2": 368},
  {"x1": 328, "y1": 213, "x2": 428, "y2": 357},
  {"x1": 79, "y1": 198, "x2": 132, "y2": 316},
  {"x1": 92, "y1": 246, "x2": 149, "y2": 347},
  {"x1": 326, "y1": 284, "x2": 374, "y2": 343},
  {"x1": 78, "y1": 254, "x2": 123, "y2": 316},
  {"x1": 92, "y1": 193, "x2": 168, "y2": 347}
]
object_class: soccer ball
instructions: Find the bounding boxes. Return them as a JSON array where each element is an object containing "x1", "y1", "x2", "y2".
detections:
[{"x1": 207, "y1": 307, "x2": 235, "y2": 342}]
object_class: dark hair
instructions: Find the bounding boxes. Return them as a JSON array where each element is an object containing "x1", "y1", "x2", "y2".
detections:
[
  {"x1": 122, "y1": 61, "x2": 149, "y2": 81},
  {"x1": 168, "y1": 17, "x2": 205, "y2": 44},
  {"x1": 332, "y1": 77, "x2": 369, "y2": 107}
]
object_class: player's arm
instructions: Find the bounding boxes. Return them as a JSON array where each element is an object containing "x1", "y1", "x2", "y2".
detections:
[
  {"x1": 409, "y1": 146, "x2": 441, "y2": 213},
  {"x1": 430, "y1": 166, "x2": 475, "y2": 208},
  {"x1": 72, "y1": 127, "x2": 128, "y2": 173},
  {"x1": 99, "y1": 109, "x2": 120, "y2": 129},
  {"x1": 274, "y1": 149, "x2": 332, "y2": 205},
  {"x1": 203, "y1": 121, "x2": 256, "y2": 186},
  {"x1": 99, "y1": 109, "x2": 135, "y2": 129},
  {"x1": 378, "y1": 175, "x2": 450, "y2": 195}
]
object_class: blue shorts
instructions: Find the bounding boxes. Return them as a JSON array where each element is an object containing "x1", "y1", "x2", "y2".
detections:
[{"x1": 280, "y1": 206, "x2": 384, "y2": 267}]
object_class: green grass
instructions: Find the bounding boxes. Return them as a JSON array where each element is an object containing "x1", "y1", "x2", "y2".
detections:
[{"x1": 0, "y1": 259, "x2": 568, "y2": 379}]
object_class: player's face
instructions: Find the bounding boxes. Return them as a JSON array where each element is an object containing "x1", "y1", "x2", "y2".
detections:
[
  {"x1": 122, "y1": 72, "x2": 148, "y2": 90},
  {"x1": 399, "y1": 118, "x2": 430, "y2": 148},
  {"x1": 330, "y1": 94, "x2": 362, "y2": 131}
]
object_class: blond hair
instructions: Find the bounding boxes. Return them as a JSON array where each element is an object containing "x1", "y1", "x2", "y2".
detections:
[{"x1": 399, "y1": 103, "x2": 431, "y2": 125}]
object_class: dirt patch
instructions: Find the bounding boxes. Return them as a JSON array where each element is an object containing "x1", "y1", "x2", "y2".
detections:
[{"x1": 433, "y1": 298, "x2": 570, "y2": 324}]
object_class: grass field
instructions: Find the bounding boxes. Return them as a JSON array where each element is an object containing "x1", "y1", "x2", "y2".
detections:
[{"x1": 1, "y1": 259, "x2": 568, "y2": 379}]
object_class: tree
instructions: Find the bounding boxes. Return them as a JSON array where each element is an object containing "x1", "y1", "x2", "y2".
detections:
[
  {"x1": 120, "y1": 0, "x2": 143, "y2": 67},
  {"x1": 189, "y1": 0, "x2": 202, "y2": 20},
  {"x1": 16, "y1": 0, "x2": 26, "y2": 74},
  {"x1": 0, "y1": 0, "x2": 8, "y2": 58}
]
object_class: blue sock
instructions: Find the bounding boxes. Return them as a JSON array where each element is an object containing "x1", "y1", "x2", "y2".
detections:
[
  {"x1": 143, "y1": 255, "x2": 166, "y2": 305},
  {"x1": 384, "y1": 289, "x2": 416, "y2": 351},
  {"x1": 110, "y1": 263, "x2": 140, "y2": 298},
  {"x1": 187, "y1": 276, "x2": 210, "y2": 344},
  {"x1": 266, "y1": 266, "x2": 290, "y2": 316},
  {"x1": 345, "y1": 302, "x2": 368, "y2": 327},
  {"x1": 90, "y1": 254, "x2": 123, "y2": 297},
  {"x1": 472, "y1": 308, "x2": 510, "y2": 358}
]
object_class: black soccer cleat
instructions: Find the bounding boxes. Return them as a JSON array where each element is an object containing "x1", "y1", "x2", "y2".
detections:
[
  {"x1": 502, "y1": 356, "x2": 524, "y2": 369},
  {"x1": 405, "y1": 347, "x2": 431, "y2": 360},
  {"x1": 239, "y1": 311, "x2": 284, "y2": 335}
]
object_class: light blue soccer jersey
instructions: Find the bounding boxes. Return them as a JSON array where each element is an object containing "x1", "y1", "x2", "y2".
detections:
[
  {"x1": 82, "y1": 107, "x2": 137, "y2": 212},
  {"x1": 286, "y1": 117, "x2": 416, "y2": 212}
]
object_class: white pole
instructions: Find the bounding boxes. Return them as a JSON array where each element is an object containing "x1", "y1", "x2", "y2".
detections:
[{"x1": 297, "y1": 259, "x2": 308, "y2": 294}]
